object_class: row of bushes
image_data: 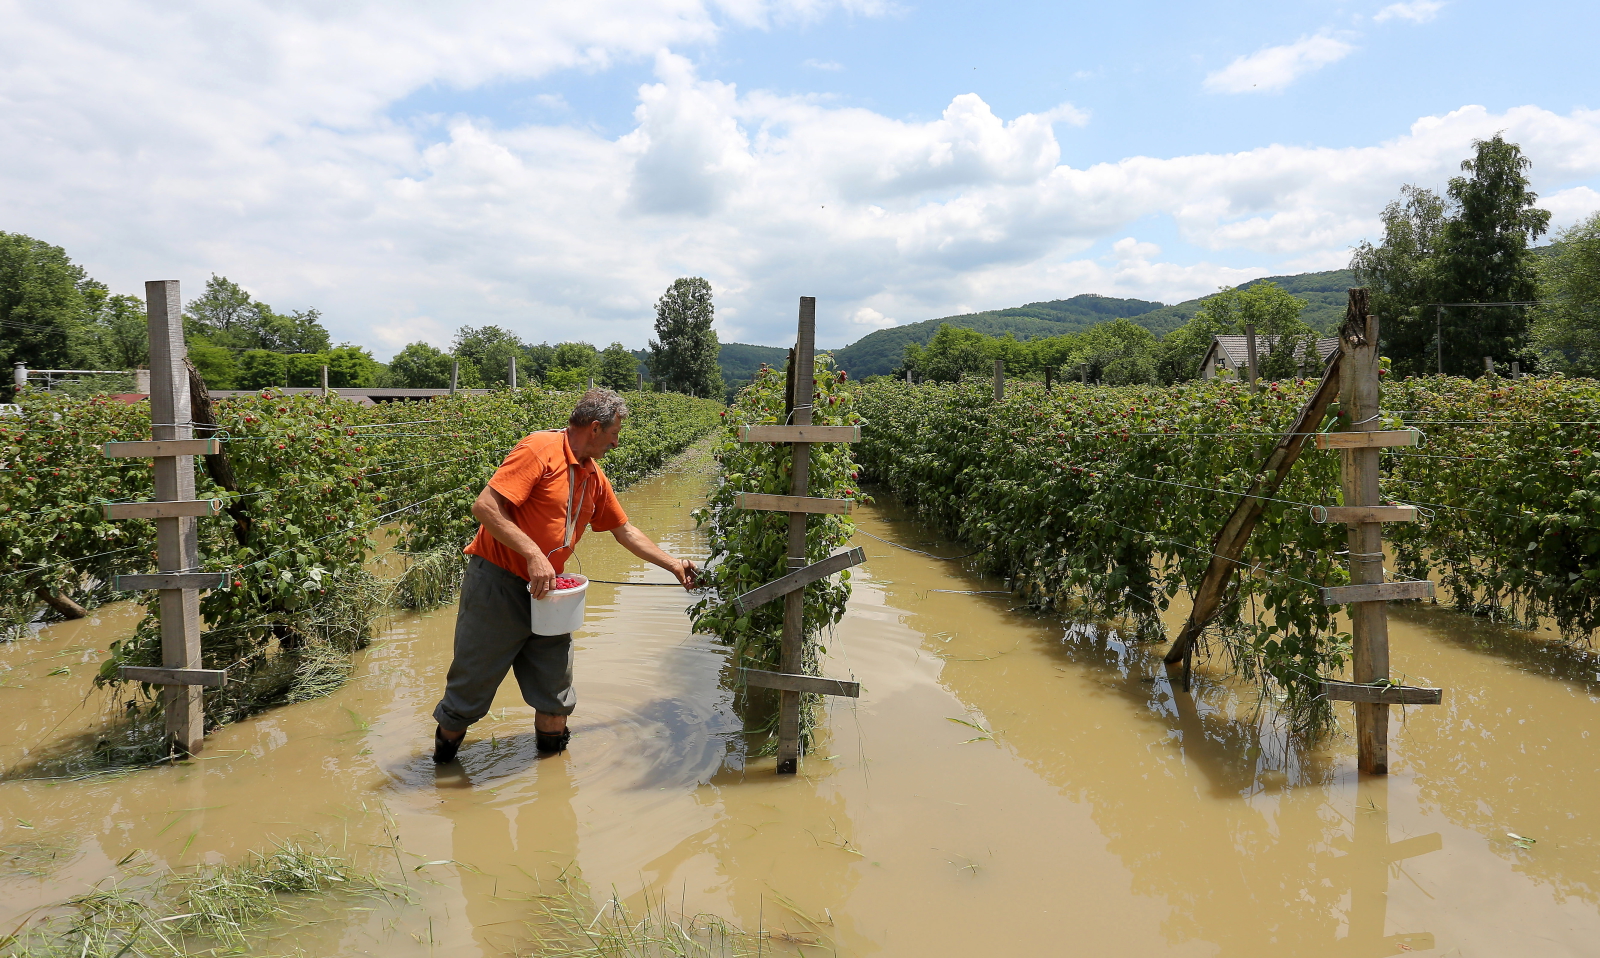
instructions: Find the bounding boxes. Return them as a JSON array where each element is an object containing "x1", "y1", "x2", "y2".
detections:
[
  {"x1": 0, "y1": 385, "x2": 722, "y2": 757},
  {"x1": 850, "y1": 373, "x2": 1600, "y2": 735}
]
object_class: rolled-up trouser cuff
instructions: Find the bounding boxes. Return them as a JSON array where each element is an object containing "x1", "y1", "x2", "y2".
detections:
[{"x1": 433, "y1": 556, "x2": 576, "y2": 731}]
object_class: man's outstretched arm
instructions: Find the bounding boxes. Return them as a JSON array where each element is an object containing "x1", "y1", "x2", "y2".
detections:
[{"x1": 609, "y1": 523, "x2": 697, "y2": 590}]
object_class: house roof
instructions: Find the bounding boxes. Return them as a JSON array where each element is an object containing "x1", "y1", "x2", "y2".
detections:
[{"x1": 1206, "y1": 335, "x2": 1339, "y2": 369}]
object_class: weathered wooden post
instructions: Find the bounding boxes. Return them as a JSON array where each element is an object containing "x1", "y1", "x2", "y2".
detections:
[
  {"x1": 100, "y1": 280, "x2": 228, "y2": 757},
  {"x1": 637, "y1": 370, "x2": 644, "y2": 392},
  {"x1": 993, "y1": 359, "x2": 1005, "y2": 401},
  {"x1": 1045, "y1": 367, "x2": 1052, "y2": 392},
  {"x1": 450, "y1": 360, "x2": 459, "y2": 395},
  {"x1": 320, "y1": 364, "x2": 329, "y2": 399},
  {"x1": 1315, "y1": 299, "x2": 1440, "y2": 774},
  {"x1": 1484, "y1": 356, "x2": 1495, "y2": 377},
  {"x1": 588, "y1": 375, "x2": 595, "y2": 390},
  {"x1": 1245, "y1": 324, "x2": 1259, "y2": 391},
  {"x1": 509, "y1": 356, "x2": 518, "y2": 389},
  {"x1": 1511, "y1": 361, "x2": 1522, "y2": 379},
  {"x1": 729, "y1": 297, "x2": 864, "y2": 775}
]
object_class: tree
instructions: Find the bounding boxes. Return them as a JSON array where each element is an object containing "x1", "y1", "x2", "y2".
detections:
[
  {"x1": 1352, "y1": 136, "x2": 1551, "y2": 376},
  {"x1": 0, "y1": 232, "x2": 100, "y2": 390},
  {"x1": 597, "y1": 342, "x2": 640, "y2": 390},
  {"x1": 236, "y1": 350, "x2": 288, "y2": 390},
  {"x1": 549, "y1": 341, "x2": 598, "y2": 385},
  {"x1": 386, "y1": 341, "x2": 455, "y2": 388},
  {"x1": 453, "y1": 325, "x2": 526, "y2": 388},
  {"x1": 89, "y1": 294, "x2": 150, "y2": 370},
  {"x1": 188, "y1": 340, "x2": 240, "y2": 389},
  {"x1": 1432, "y1": 134, "x2": 1551, "y2": 372},
  {"x1": 1078, "y1": 318, "x2": 1160, "y2": 385},
  {"x1": 256, "y1": 308, "x2": 331, "y2": 354},
  {"x1": 183, "y1": 274, "x2": 331, "y2": 354},
  {"x1": 1532, "y1": 211, "x2": 1600, "y2": 375},
  {"x1": 1158, "y1": 282, "x2": 1312, "y2": 382},
  {"x1": 648, "y1": 277, "x2": 723, "y2": 398},
  {"x1": 1350, "y1": 185, "x2": 1448, "y2": 375},
  {"x1": 898, "y1": 324, "x2": 992, "y2": 382}
]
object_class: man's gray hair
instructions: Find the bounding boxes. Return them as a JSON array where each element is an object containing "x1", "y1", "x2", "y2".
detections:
[{"x1": 569, "y1": 387, "x2": 630, "y2": 428}]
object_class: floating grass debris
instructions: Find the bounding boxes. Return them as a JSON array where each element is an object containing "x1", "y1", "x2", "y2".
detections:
[{"x1": 0, "y1": 842, "x2": 398, "y2": 958}]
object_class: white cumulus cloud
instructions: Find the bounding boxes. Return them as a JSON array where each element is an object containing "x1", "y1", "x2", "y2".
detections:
[
  {"x1": 1204, "y1": 34, "x2": 1355, "y2": 94},
  {"x1": 1374, "y1": 1, "x2": 1446, "y2": 24},
  {"x1": 2, "y1": 4, "x2": 1598, "y2": 356}
]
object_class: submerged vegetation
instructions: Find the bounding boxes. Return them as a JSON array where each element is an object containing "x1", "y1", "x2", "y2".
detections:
[
  {"x1": 853, "y1": 371, "x2": 1600, "y2": 737},
  {"x1": 690, "y1": 356, "x2": 865, "y2": 752},
  {"x1": 0, "y1": 843, "x2": 389, "y2": 957},
  {"x1": 0, "y1": 386, "x2": 722, "y2": 767}
]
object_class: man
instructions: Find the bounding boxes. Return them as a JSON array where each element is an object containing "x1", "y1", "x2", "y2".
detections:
[{"x1": 432, "y1": 388, "x2": 697, "y2": 763}]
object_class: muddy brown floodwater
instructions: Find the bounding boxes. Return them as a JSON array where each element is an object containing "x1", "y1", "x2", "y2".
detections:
[{"x1": 3, "y1": 445, "x2": 1600, "y2": 956}]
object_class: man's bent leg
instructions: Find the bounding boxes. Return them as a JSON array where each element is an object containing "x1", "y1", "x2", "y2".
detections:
[
  {"x1": 512, "y1": 633, "x2": 575, "y2": 751},
  {"x1": 434, "y1": 556, "x2": 537, "y2": 734}
]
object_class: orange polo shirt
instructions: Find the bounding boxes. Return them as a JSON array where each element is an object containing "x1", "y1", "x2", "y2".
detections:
[{"x1": 464, "y1": 429, "x2": 629, "y2": 580}]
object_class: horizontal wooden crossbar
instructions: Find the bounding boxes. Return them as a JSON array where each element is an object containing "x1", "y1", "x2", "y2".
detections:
[
  {"x1": 739, "y1": 667, "x2": 860, "y2": 698},
  {"x1": 1320, "y1": 680, "x2": 1441, "y2": 705},
  {"x1": 103, "y1": 499, "x2": 223, "y2": 519},
  {"x1": 114, "y1": 573, "x2": 225, "y2": 591},
  {"x1": 1320, "y1": 579, "x2": 1435, "y2": 605},
  {"x1": 738, "y1": 424, "x2": 861, "y2": 443},
  {"x1": 731, "y1": 547, "x2": 867, "y2": 614},
  {"x1": 119, "y1": 666, "x2": 228, "y2": 688},
  {"x1": 103, "y1": 439, "x2": 221, "y2": 458},
  {"x1": 1319, "y1": 505, "x2": 1416, "y2": 523},
  {"x1": 1314, "y1": 430, "x2": 1418, "y2": 449},
  {"x1": 734, "y1": 493, "x2": 853, "y2": 515}
]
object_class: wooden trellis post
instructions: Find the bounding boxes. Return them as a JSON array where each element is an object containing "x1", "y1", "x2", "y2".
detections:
[
  {"x1": 102, "y1": 280, "x2": 227, "y2": 757},
  {"x1": 729, "y1": 296, "x2": 864, "y2": 774},
  {"x1": 1163, "y1": 291, "x2": 1441, "y2": 775},
  {"x1": 993, "y1": 360, "x2": 1005, "y2": 401},
  {"x1": 1317, "y1": 306, "x2": 1440, "y2": 774}
]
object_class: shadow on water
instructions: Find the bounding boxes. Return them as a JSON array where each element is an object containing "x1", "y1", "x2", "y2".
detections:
[{"x1": 1391, "y1": 600, "x2": 1600, "y2": 693}]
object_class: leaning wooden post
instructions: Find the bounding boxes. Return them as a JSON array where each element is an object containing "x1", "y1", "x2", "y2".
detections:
[
  {"x1": 144, "y1": 281, "x2": 207, "y2": 756},
  {"x1": 1245, "y1": 324, "x2": 1260, "y2": 391}
]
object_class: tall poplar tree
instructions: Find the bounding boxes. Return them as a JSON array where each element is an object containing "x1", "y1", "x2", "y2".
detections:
[{"x1": 648, "y1": 277, "x2": 723, "y2": 398}]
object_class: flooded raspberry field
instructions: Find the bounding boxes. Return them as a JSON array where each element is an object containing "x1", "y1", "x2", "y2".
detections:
[{"x1": 3, "y1": 447, "x2": 1599, "y2": 956}]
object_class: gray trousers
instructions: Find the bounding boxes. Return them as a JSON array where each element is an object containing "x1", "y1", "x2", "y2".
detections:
[{"x1": 433, "y1": 555, "x2": 575, "y2": 732}]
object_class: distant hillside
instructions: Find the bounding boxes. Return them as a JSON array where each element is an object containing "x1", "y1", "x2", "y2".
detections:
[
  {"x1": 718, "y1": 342, "x2": 790, "y2": 391},
  {"x1": 830, "y1": 294, "x2": 1168, "y2": 378},
  {"x1": 1131, "y1": 269, "x2": 1356, "y2": 338},
  {"x1": 827, "y1": 270, "x2": 1358, "y2": 378}
]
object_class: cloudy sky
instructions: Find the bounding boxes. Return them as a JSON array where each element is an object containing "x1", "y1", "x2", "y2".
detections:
[{"x1": 3, "y1": 1, "x2": 1597, "y2": 357}]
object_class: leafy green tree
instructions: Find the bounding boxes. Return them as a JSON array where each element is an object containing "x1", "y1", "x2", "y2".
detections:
[
  {"x1": 1352, "y1": 136, "x2": 1551, "y2": 376},
  {"x1": 648, "y1": 277, "x2": 723, "y2": 398},
  {"x1": 1159, "y1": 282, "x2": 1312, "y2": 382},
  {"x1": 1432, "y1": 134, "x2": 1551, "y2": 372},
  {"x1": 899, "y1": 324, "x2": 992, "y2": 382},
  {"x1": 256, "y1": 308, "x2": 331, "y2": 354},
  {"x1": 237, "y1": 350, "x2": 289, "y2": 390},
  {"x1": 1532, "y1": 211, "x2": 1600, "y2": 375},
  {"x1": 597, "y1": 342, "x2": 640, "y2": 390},
  {"x1": 0, "y1": 232, "x2": 103, "y2": 391},
  {"x1": 386, "y1": 341, "x2": 455, "y2": 388},
  {"x1": 188, "y1": 339, "x2": 240, "y2": 389},
  {"x1": 88, "y1": 294, "x2": 150, "y2": 370},
  {"x1": 548, "y1": 341, "x2": 598, "y2": 385},
  {"x1": 1079, "y1": 318, "x2": 1161, "y2": 385},
  {"x1": 1350, "y1": 185, "x2": 1448, "y2": 375},
  {"x1": 453, "y1": 325, "x2": 526, "y2": 388}
]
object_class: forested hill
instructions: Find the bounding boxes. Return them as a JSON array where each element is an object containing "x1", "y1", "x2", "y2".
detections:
[
  {"x1": 821, "y1": 268, "x2": 1356, "y2": 378},
  {"x1": 828, "y1": 294, "x2": 1167, "y2": 378}
]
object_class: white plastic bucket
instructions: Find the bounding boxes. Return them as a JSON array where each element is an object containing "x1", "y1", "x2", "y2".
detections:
[{"x1": 531, "y1": 574, "x2": 589, "y2": 635}]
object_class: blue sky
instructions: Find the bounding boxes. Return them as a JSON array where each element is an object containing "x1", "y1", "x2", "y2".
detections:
[{"x1": 3, "y1": 1, "x2": 1597, "y2": 355}]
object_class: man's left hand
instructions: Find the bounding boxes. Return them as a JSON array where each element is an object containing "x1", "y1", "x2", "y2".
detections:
[{"x1": 673, "y1": 559, "x2": 698, "y2": 591}]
